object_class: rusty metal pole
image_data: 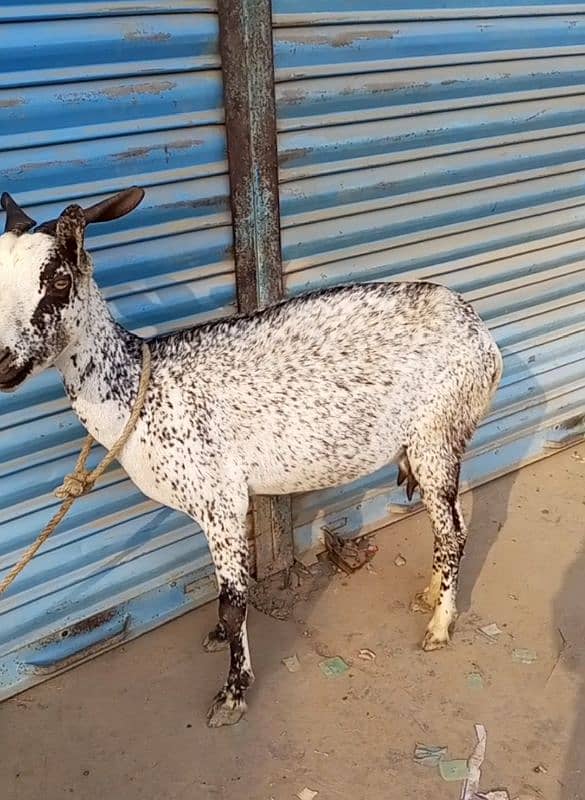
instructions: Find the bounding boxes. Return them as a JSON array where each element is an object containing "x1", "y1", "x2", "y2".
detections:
[{"x1": 218, "y1": 0, "x2": 294, "y2": 579}]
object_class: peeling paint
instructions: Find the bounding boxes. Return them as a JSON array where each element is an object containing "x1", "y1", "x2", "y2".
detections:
[
  {"x1": 100, "y1": 80, "x2": 176, "y2": 99},
  {"x1": 1, "y1": 158, "x2": 87, "y2": 178},
  {"x1": 124, "y1": 29, "x2": 171, "y2": 43},
  {"x1": 173, "y1": 196, "x2": 229, "y2": 211},
  {"x1": 167, "y1": 138, "x2": 204, "y2": 150},
  {"x1": 288, "y1": 28, "x2": 397, "y2": 48},
  {"x1": 278, "y1": 146, "x2": 313, "y2": 167},
  {"x1": 65, "y1": 609, "x2": 118, "y2": 638},
  {"x1": 331, "y1": 29, "x2": 397, "y2": 48},
  {"x1": 0, "y1": 97, "x2": 25, "y2": 108},
  {"x1": 114, "y1": 146, "x2": 154, "y2": 160}
]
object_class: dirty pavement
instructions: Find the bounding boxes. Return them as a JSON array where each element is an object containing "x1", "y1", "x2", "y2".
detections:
[{"x1": 3, "y1": 444, "x2": 585, "y2": 800}]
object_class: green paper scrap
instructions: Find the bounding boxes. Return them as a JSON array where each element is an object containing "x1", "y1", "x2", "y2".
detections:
[
  {"x1": 319, "y1": 656, "x2": 349, "y2": 677},
  {"x1": 413, "y1": 743, "x2": 448, "y2": 767},
  {"x1": 512, "y1": 648, "x2": 538, "y2": 664},
  {"x1": 439, "y1": 759, "x2": 470, "y2": 782},
  {"x1": 467, "y1": 672, "x2": 484, "y2": 689}
]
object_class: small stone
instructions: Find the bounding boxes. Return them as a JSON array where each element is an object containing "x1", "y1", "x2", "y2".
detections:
[
  {"x1": 358, "y1": 648, "x2": 376, "y2": 661},
  {"x1": 512, "y1": 648, "x2": 538, "y2": 664},
  {"x1": 282, "y1": 654, "x2": 301, "y2": 673},
  {"x1": 479, "y1": 623, "x2": 502, "y2": 639},
  {"x1": 467, "y1": 672, "x2": 484, "y2": 689},
  {"x1": 297, "y1": 789, "x2": 318, "y2": 800}
]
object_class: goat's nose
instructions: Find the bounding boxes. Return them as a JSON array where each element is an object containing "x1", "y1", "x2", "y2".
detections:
[{"x1": 0, "y1": 348, "x2": 11, "y2": 369}]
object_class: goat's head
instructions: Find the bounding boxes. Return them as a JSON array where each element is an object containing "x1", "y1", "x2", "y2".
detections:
[{"x1": 0, "y1": 188, "x2": 144, "y2": 391}]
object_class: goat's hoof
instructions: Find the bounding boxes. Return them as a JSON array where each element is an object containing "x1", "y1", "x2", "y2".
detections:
[
  {"x1": 202, "y1": 628, "x2": 229, "y2": 653},
  {"x1": 206, "y1": 691, "x2": 247, "y2": 728},
  {"x1": 421, "y1": 629, "x2": 449, "y2": 652},
  {"x1": 410, "y1": 590, "x2": 435, "y2": 614}
]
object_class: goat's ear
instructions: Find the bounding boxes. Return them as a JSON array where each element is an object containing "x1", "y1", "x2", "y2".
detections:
[
  {"x1": 55, "y1": 205, "x2": 87, "y2": 270},
  {"x1": 83, "y1": 187, "x2": 145, "y2": 224},
  {"x1": 1, "y1": 193, "x2": 36, "y2": 235}
]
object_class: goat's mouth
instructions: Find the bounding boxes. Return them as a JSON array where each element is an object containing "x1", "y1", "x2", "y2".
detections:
[{"x1": 0, "y1": 359, "x2": 34, "y2": 391}]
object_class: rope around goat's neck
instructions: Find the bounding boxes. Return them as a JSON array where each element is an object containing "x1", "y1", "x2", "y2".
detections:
[{"x1": 0, "y1": 341, "x2": 151, "y2": 595}]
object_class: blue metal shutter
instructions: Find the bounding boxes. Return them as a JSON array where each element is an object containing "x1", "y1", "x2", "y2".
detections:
[
  {"x1": 273, "y1": 2, "x2": 585, "y2": 552},
  {"x1": 0, "y1": 2, "x2": 233, "y2": 698}
]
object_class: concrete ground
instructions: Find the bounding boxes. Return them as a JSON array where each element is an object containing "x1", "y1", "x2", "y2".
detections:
[{"x1": 3, "y1": 444, "x2": 585, "y2": 800}]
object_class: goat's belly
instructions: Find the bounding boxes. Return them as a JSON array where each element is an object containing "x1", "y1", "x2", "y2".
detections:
[{"x1": 247, "y1": 447, "x2": 395, "y2": 495}]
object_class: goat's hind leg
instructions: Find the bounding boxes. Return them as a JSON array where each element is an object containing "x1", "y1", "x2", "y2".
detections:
[
  {"x1": 396, "y1": 451, "x2": 440, "y2": 616},
  {"x1": 407, "y1": 444, "x2": 467, "y2": 651}
]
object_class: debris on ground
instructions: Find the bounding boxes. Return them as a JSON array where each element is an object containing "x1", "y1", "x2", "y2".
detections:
[
  {"x1": 414, "y1": 725, "x2": 513, "y2": 797},
  {"x1": 319, "y1": 656, "x2": 349, "y2": 678},
  {"x1": 249, "y1": 559, "x2": 335, "y2": 620},
  {"x1": 357, "y1": 648, "x2": 376, "y2": 661},
  {"x1": 323, "y1": 528, "x2": 378, "y2": 574},
  {"x1": 533, "y1": 763, "x2": 548, "y2": 774},
  {"x1": 297, "y1": 789, "x2": 318, "y2": 800},
  {"x1": 460, "y1": 724, "x2": 513, "y2": 800},
  {"x1": 479, "y1": 623, "x2": 502, "y2": 640},
  {"x1": 413, "y1": 743, "x2": 448, "y2": 767},
  {"x1": 467, "y1": 672, "x2": 484, "y2": 689},
  {"x1": 512, "y1": 648, "x2": 538, "y2": 664},
  {"x1": 282, "y1": 654, "x2": 301, "y2": 673},
  {"x1": 571, "y1": 452, "x2": 585, "y2": 463},
  {"x1": 439, "y1": 759, "x2": 470, "y2": 782},
  {"x1": 461, "y1": 724, "x2": 487, "y2": 799},
  {"x1": 394, "y1": 554, "x2": 407, "y2": 567}
]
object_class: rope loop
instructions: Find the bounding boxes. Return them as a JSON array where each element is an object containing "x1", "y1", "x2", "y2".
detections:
[{"x1": 55, "y1": 472, "x2": 93, "y2": 499}]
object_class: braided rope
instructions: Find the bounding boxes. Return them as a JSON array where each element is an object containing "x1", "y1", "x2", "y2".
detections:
[{"x1": 0, "y1": 342, "x2": 151, "y2": 595}]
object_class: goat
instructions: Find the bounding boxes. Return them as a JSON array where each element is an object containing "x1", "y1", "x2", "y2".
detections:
[{"x1": 0, "y1": 188, "x2": 502, "y2": 726}]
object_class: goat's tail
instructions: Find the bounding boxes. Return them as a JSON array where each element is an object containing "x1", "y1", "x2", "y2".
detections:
[{"x1": 488, "y1": 342, "x2": 504, "y2": 407}]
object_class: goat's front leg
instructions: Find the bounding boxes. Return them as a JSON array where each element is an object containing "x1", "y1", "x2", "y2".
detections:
[{"x1": 196, "y1": 489, "x2": 254, "y2": 727}]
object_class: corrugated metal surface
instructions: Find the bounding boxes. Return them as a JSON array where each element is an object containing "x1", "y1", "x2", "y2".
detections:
[
  {"x1": 272, "y1": 3, "x2": 585, "y2": 551},
  {"x1": 0, "y1": 3, "x2": 232, "y2": 697}
]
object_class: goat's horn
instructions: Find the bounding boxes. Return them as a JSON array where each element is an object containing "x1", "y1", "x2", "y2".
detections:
[
  {"x1": 1, "y1": 193, "x2": 36, "y2": 235},
  {"x1": 83, "y1": 187, "x2": 145, "y2": 224},
  {"x1": 35, "y1": 187, "x2": 145, "y2": 235}
]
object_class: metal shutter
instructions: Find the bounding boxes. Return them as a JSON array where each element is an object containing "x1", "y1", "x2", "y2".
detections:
[
  {"x1": 0, "y1": 1, "x2": 232, "y2": 698},
  {"x1": 272, "y1": 2, "x2": 585, "y2": 551}
]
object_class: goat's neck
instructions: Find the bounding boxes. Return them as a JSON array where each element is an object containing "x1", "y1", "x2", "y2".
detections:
[{"x1": 55, "y1": 280, "x2": 143, "y2": 450}]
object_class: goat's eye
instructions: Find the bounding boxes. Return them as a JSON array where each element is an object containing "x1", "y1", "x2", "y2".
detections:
[{"x1": 52, "y1": 276, "x2": 71, "y2": 293}]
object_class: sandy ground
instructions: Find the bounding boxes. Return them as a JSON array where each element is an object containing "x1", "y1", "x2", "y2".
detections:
[{"x1": 2, "y1": 444, "x2": 585, "y2": 800}]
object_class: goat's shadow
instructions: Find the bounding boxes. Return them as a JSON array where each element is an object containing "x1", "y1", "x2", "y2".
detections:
[{"x1": 555, "y1": 505, "x2": 585, "y2": 799}]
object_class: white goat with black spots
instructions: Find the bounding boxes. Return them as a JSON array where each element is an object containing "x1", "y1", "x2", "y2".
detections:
[{"x1": 0, "y1": 189, "x2": 502, "y2": 726}]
